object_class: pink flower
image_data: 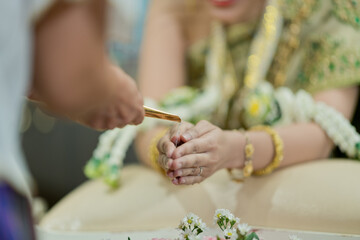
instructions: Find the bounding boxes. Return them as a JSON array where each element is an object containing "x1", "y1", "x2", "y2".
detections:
[
  {"x1": 151, "y1": 237, "x2": 224, "y2": 240},
  {"x1": 202, "y1": 237, "x2": 225, "y2": 240}
]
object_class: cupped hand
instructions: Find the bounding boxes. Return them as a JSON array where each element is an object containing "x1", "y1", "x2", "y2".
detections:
[
  {"x1": 165, "y1": 120, "x2": 236, "y2": 185},
  {"x1": 156, "y1": 122, "x2": 194, "y2": 170}
]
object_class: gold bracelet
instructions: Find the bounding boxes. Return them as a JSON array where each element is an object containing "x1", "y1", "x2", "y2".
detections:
[
  {"x1": 249, "y1": 125, "x2": 284, "y2": 176},
  {"x1": 227, "y1": 130, "x2": 254, "y2": 182},
  {"x1": 149, "y1": 129, "x2": 169, "y2": 174}
]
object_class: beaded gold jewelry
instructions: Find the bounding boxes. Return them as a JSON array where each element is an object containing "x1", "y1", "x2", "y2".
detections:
[
  {"x1": 149, "y1": 129, "x2": 169, "y2": 174},
  {"x1": 227, "y1": 130, "x2": 254, "y2": 182},
  {"x1": 269, "y1": 0, "x2": 317, "y2": 87},
  {"x1": 249, "y1": 125, "x2": 284, "y2": 176}
]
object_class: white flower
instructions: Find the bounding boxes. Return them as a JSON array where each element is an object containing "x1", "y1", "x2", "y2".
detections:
[
  {"x1": 215, "y1": 209, "x2": 229, "y2": 217},
  {"x1": 258, "y1": 81, "x2": 273, "y2": 94},
  {"x1": 237, "y1": 223, "x2": 252, "y2": 236},
  {"x1": 195, "y1": 219, "x2": 207, "y2": 229},
  {"x1": 214, "y1": 209, "x2": 232, "y2": 221},
  {"x1": 180, "y1": 228, "x2": 193, "y2": 239},
  {"x1": 188, "y1": 235, "x2": 201, "y2": 240},
  {"x1": 187, "y1": 213, "x2": 199, "y2": 220},
  {"x1": 227, "y1": 212, "x2": 235, "y2": 222},
  {"x1": 224, "y1": 228, "x2": 235, "y2": 238},
  {"x1": 180, "y1": 213, "x2": 199, "y2": 228},
  {"x1": 182, "y1": 216, "x2": 189, "y2": 225},
  {"x1": 179, "y1": 217, "x2": 190, "y2": 229},
  {"x1": 179, "y1": 213, "x2": 206, "y2": 238},
  {"x1": 214, "y1": 209, "x2": 239, "y2": 233},
  {"x1": 289, "y1": 235, "x2": 302, "y2": 240},
  {"x1": 186, "y1": 213, "x2": 200, "y2": 226}
]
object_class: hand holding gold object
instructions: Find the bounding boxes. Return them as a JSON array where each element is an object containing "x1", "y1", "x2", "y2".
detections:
[{"x1": 144, "y1": 105, "x2": 181, "y2": 123}]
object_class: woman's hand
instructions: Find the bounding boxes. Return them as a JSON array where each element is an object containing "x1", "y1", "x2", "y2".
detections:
[
  {"x1": 157, "y1": 120, "x2": 244, "y2": 185},
  {"x1": 156, "y1": 122, "x2": 194, "y2": 170}
]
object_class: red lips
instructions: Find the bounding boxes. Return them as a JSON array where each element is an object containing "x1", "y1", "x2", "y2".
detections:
[{"x1": 209, "y1": 0, "x2": 236, "y2": 8}]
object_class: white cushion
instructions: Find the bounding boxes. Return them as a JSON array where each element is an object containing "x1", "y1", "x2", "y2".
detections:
[{"x1": 39, "y1": 159, "x2": 360, "y2": 234}]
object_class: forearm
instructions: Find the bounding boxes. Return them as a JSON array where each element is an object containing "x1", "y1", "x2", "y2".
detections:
[
  {"x1": 138, "y1": 0, "x2": 186, "y2": 100},
  {"x1": 31, "y1": 0, "x2": 113, "y2": 114},
  {"x1": 223, "y1": 122, "x2": 330, "y2": 170},
  {"x1": 248, "y1": 123, "x2": 331, "y2": 170},
  {"x1": 228, "y1": 86, "x2": 359, "y2": 172}
]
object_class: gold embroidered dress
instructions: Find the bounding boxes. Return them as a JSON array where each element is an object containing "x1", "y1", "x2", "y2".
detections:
[{"x1": 178, "y1": 0, "x2": 360, "y2": 130}]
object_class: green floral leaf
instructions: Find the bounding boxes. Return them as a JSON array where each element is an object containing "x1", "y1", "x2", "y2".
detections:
[
  {"x1": 236, "y1": 235, "x2": 245, "y2": 240},
  {"x1": 245, "y1": 232, "x2": 260, "y2": 240}
]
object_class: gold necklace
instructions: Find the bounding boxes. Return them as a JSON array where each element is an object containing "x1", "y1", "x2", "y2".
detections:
[
  {"x1": 244, "y1": 4, "x2": 280, "y2": 90},
  {"x1": 223, "y1": 1, "x2": 281, "y2": 129},
  {"x1": 268, "y1": 0, "x2": 317, "y2": 87}
]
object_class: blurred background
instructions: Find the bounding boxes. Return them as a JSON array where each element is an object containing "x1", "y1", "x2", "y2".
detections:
[{"x1": 22, "y1": 0, "x2": 149, "y2": 208}]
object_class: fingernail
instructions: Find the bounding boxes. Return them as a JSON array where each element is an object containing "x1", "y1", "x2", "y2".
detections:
[
  {"x1": 171, "y1": 136, "x2": 179, "y2": 144},
  {"x1": 180, "y1": 178, "x2": 185, "y2": 184},
  {"x1": 182, "y1": 133, "x2": 191, "y2": 141},
  {"x1": 168, "y1": 171, "x2": 174, "y2": 178},
  {"x1": 172, "y1": 179, "x2": 178, "y2": 185}
]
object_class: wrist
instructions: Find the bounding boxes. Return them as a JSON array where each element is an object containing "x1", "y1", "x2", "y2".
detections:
[{"x1": 223, "y1": 130, "x2": 245, "y2": 169}]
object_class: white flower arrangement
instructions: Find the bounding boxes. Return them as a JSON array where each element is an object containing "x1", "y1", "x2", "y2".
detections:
[
  {"x1": 178, "y1": 210, "x2": 248, "y2": 240},
  {"x1": 178, "y1": 213, "x2": 207, "y2": 240},
  {"x1": 237, "y1": 223, "x2": 252, "y2": 236},
  {"x1": 313, "y1": 102, "x2": 360, "y2": 159},
  {"x1": 84, "y1": 126, "x2": 137, "y2": 188},
  {"x1": 213, "y1": 209, "x2": 240, "y2": 240},
  {"x1": 136, "y1": 209, "x2": 302, "y2": 240}
]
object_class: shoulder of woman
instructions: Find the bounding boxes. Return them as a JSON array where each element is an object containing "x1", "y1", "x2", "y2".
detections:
[
  {"x1": 282, "y1": 0, "x2": 360, "y2": 92},
  {"x1": 278, "y1": 0, "x2": 360, "y2": 30},
  {"x1": 331, "y1": 0, "x2": 360, "y2": 30}
]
